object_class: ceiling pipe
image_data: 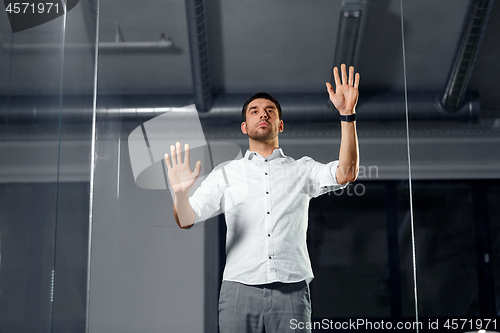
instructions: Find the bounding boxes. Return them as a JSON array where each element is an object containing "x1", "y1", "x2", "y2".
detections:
[
  {"x1": 205, "y1": 92, "x2": 479, "y2": 123},
  {"x1": 0, "y1": 40, "x2": 173, "y2": 51},
  {"x1": 0, "y1": 12, "x2": 171, "y2": 52},
  {"x1": 185, "y1": 0, "x2": 212, "y2": 112},
  {"x1": 0, "y1": 92, "x2": 479, "y2": 125},
  {"x1": 441, "y1": 0, "x2": 495, "y2": 112},
  {"x1": 0, "y1": 29, "x2": 173, "y2": 51}
]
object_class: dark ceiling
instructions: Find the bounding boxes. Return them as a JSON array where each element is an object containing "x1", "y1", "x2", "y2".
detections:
[{"x1": 0, "y1": 0, "x2": 499, "y2": 119}]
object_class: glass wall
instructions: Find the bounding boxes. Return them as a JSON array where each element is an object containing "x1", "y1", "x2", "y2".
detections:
[
  {"x1": 404, "y1": 0, "x2": 500, "y2": 331},
  {"x1": 0, "y1": 1, "x2": 96, "y2": 332}
]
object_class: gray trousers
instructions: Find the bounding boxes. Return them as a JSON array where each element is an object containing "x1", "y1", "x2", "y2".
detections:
[{"x1": 218, "y1": 280, "x2": 312, "y2": 333}]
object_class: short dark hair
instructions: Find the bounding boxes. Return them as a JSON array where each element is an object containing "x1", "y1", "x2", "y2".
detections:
[{"x1": 241, "y1": 92, "x2": 282, "y2": 121}]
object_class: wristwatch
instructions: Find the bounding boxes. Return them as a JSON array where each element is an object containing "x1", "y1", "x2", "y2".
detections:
[{"x1": 340, "y1": 113, "x2": 357, "y2": 122}]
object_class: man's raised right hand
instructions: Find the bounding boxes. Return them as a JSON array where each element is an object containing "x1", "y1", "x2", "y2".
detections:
[{"x1": 164, "y1": 142, "x2": 201, "y2": 194}]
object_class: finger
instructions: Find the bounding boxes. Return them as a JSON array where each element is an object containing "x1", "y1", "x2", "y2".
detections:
[
  {"x1": 354, "y1": 72, "x2": 360, "y2": 89},
  {"x1": 325, "y1": 82, "x2": 333, "y2": 93},
  {"x1": 164, "y1": 153, "x2": 172, "y2": 170},
  {"x1": 333, "y1": 67, "x2": 341, "y2": 89},
  {"x1": 170, "y1": 145, "x2": 177, "y2": 165},
  {"x1": 184, "y1": 143, "x2": 190, "y2": 165},
  {"x1": 176, "y1": 142, "x2": 182, "y2": 165},
  {"x1": 325, "y1": 82, "x2": 335, "y2": 100},
  {"x1": 348, "y1": 66, "x2": 354, "y2": 86},
  {"x1": 341, "y1": 64, "x2": 347, "y2": 85},
  {"x1": 193, "y1": 160, "x2": 202, "y2": 178}
]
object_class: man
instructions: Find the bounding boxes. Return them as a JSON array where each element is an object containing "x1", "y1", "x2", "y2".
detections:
[{"x1": 164, "y1": 64, "x2": 359, "y2": 332}]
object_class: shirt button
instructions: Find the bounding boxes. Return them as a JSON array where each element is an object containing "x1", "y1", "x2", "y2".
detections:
[
  {"x1": 265, "y1": 172, "x2": 268, "y2": 175},
  {"x1": 268, "y1": 234, "x2": 271, "y2": 237},
  {"x1": 267, "y1": 212, "x2": 270, "y2": 214},
  {"x1": 269, "y1": 256, "x2": 272, "y2": 259},
  {"x1": 265, "y1": 159, "x2": 268, "y2": 162},
  {"x1": 266, "y1": 191, "x2": 269, "y2": 194}
]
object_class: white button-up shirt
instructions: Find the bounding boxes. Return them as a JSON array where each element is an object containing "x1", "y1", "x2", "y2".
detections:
[{"x1": 189, "y1": 148, "x2": 346, "y2": 285}]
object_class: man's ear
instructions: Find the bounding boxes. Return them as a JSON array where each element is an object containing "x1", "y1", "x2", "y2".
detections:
[
  {"x1": 279, "y1": 120, "x2": 284, "y2": 132},
  {"x1": 241, "y1": 121, "x2": 247, "y2": 134}
]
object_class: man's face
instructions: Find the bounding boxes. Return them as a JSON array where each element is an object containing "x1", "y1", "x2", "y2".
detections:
[{"x1": 241, "y1": 98, "x2": 284, "y2": 142}]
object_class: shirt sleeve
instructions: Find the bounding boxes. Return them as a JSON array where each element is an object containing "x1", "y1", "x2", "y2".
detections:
[
  {"x1": 188, "y1": 168, "x2": 225, "y2": 224},
  {"x1": 306, "y1": 158, "x2": 348, "y2": 198}
]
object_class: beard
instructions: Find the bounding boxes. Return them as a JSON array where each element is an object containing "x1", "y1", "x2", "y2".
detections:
[{"x1": 246, "y1": 123, "x2": 279, "y2": 142}]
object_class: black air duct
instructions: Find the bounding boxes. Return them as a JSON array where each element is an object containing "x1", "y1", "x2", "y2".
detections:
[
  {"x1": 441, "y1": 0, "x2": 495, "y2": 112},
  {"x1": 185, "y1": 0, "x2": 212, "y2": 112},
  {"x1": 333, "y1": 3, "x2": 362, "y2": 69}
]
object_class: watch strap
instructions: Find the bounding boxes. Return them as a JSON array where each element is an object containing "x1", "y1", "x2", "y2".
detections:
[{"x1": 340, "y1": 113, "x2": 357, "y2": 122}]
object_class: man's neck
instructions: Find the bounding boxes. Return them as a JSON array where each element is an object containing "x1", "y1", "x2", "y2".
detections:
[{"x1": 248, "y1": 138, "x2": 279, "y2": 158}]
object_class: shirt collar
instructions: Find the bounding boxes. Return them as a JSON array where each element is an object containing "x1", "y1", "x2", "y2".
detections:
[{"x1": 244, "y1": 148, "x2": 286, "y2": 161}]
